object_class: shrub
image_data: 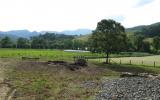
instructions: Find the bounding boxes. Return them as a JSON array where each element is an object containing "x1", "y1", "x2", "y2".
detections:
[{"x1": 75, "y1": 58, "x2": 87, "y2": 66}]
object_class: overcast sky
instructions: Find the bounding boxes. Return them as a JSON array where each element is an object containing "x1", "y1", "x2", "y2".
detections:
[{"x1": 0, "y1": 0, "x2": 159, "y2": 31}]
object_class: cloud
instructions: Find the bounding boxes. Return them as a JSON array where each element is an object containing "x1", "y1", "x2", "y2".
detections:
[
  {"x1": 122, "y1": 0, "x2": 160, "y2": 28},
  {"x1": 0, "y1": 0, "x2": 159, "y2": 31},
  {"x1": 136, "y1": 0, "x2": 155, "y2": 7},
  {"x1": 108, "y1": 15, "x2": 125, "y2": 22}
]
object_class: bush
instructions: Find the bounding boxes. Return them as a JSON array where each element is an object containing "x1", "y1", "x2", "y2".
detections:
[{"x1": 75, "y1": 58, "x2": 87, "y2": 66}]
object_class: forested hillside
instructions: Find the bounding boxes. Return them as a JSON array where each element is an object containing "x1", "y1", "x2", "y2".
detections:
[{"x1": 126, "y1": 22, "x2": 160, "y2": 37}]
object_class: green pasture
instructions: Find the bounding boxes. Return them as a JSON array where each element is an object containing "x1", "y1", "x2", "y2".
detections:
[
  {"x1": 93, "y1": 55, "x2": 160, "y2": 67},
  {"x1": 0, "y1": 49, "x2": 152, "y2": 59},
  {"x1": 0, "y1": 48, "x2": 157, "y2": 66},
  {"x1": 0, "y1": 48, "x2": 102, "y2": 60}
]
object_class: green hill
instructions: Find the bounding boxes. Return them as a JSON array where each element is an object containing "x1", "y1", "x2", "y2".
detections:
[
  {"x1": 74, "y1": 34, "x2": 91, "y2": 42},
  {"x1": 126, "y1": 22, "x2": 160, "y2": 37}
]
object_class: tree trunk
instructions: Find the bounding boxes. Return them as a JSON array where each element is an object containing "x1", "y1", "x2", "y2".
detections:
[{"x1": 106, "y1": 51, "x2": 109, "y2": 64}]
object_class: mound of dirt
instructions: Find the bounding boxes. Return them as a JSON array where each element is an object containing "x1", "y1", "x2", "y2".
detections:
[
  {"x1": 74, "y1": 58, "x2": 87, "y2": 66},
  {"x1": 47, "y1": 60, "x2": 87, "y2": 71},
  {"x1": 47, "y1": 61, "x2": 67, "y2": 65}
]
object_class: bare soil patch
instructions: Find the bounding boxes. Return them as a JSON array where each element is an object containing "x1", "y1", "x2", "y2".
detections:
[
  {"x1": 0, "y1": 59, "x2": 16, "y2": 100},
  {"x1": 6, "y1": 60, "x2": 117, "y2": 100}
]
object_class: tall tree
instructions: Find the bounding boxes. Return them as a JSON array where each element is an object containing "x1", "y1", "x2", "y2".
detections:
[
  {"x1": 134, "y1": 34, "x2": 145, "y2": 51},
  {"x1": 31, "y1": 37, "x2": 46, "y2": 49},
  {"x1": 90, "y1": 19, "x2": 127, "y2": 63},
  {"x1": 17, "y1": 38, "x2": 30, "y2": 48},
  {"x1": 141, "y1": 41, "x2": 151, "y2": 52},
  {"x1": 0, "y1": 36, "x2": 12, "y2": 48},
  {"x1": 153, "y1": 36, "x2": 160, "y2": 51}
]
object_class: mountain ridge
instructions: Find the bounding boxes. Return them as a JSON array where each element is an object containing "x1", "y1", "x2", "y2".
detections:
[
  {"x1": 0, "y1": 29, "x2": 92, "y2": 39},
  {"x1": 126, "y1": 22, "x2": 160, "y2": 36},
  {"x1": 1, "y1": 22, "x2": 160, "y2": 40}
]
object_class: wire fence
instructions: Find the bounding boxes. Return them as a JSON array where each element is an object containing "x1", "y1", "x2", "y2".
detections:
[
  {"x1": 109, "y1": 58, "x2": 159, "y2": 67},
  {"x1": 89, "y1": 57, "x2": 160, "y2": 68}
]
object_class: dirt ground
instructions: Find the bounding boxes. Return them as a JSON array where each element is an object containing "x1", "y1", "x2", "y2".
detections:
[
  {"x1": 0, "y1": 59, "x2": 119, "y2": 100},
  {"x1": 0, "y1": 58, "x2": 158, "y2": 100},
  {"x1": 0, "y1": 59, "x2": 12, "y2": 100},
  {"x1": 0, "y1": 59, "x2": 15, "y2": 100}
]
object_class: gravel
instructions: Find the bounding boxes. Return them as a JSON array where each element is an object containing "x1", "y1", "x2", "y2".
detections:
[
  {"x1": 96, "y1": 77, "x2": 160, "y2": 100},
  {"x1": 81, "y1": 81, "x2": 98, "y2": 89}
]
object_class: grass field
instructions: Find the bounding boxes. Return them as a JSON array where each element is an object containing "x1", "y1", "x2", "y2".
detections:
[
  {"x1": 0, "y1": 48, "x2": 160, "y2": 99},
  {"x1": 92, "y1": 55, "x2": 160, "y2": 67},
  {"x1": 4, "y1": 59, "x2": 119, "y2": 100},
  {"x1": 4, "y1": 59, "x2": 160, "y2": 99},
  {"x1": 0, "y1": 48, "x2": 157, "y2": 67},
  {"x1": 0, "y1": 48, "x2": 152, "y2": 61},
  {"x1": 111, "y1": 55, "x2": 160, "y2": 67},
  {"x1": 0, "y1": 48, "x2": 102, "y2": 61}
]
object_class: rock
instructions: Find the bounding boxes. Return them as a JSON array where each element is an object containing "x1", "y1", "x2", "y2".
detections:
[
  {"x1": 120, "y1": 72, "x2": 157, "y2": 78},
  {"x1": 120, "y1": 72, "x2": 138, "y2": 77},
  {"x1": 96, "y1": 77, "x2": 160, "y2": 100}
]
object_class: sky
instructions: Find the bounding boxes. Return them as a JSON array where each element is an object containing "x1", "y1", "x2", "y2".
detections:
[{"x1": 0, "y1": 0, "x2": 159, "y2": 31}]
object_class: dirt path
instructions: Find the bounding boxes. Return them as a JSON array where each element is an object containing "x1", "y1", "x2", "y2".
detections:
[{"x1": 0, "y1": 59, "x2": 13, "y2": 100}]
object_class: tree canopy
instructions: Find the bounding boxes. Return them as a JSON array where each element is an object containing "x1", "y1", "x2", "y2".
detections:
[
  {"x1": 90, "y1": 19, "x2": 127, "y2": 53},
  {"x1": 153, "y1": 36, "x2": 160, "y2": 51},
  {"x1": 0, "y1": 36, "x2": 12, "y2": 48},
  {"x1": 17, "y1": 38, "x2": 30, "y2": 48}
]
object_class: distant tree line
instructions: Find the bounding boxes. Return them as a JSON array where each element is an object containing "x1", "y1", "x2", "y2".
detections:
[
  {"x1": 1, "y1": 19, "x2": 160, "y2": 54},
  {"x1": 0, "y1": 33, "x2": 89, "y2": 50},
  {"x1": 124, "y1": 33, "x2": 160, "y2": 53}
]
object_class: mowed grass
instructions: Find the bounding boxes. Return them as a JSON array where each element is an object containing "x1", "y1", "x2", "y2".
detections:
[
  {"x1": 111, "y1": 55, "x2": 160, "y2": 67},
  {"x1": 93, "y1": 55, "x2": 160, "y2": 67},
  {"x1": 0, "y1": 49, "x2": 152, "y2": 61},
  {"x1": 0, "y1": 48, "x2": 102, "y2": 61}
]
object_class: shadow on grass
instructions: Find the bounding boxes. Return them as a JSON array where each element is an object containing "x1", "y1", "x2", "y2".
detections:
[{"x1": 95, "y1": 63, "x2": 158, "y2": 74}]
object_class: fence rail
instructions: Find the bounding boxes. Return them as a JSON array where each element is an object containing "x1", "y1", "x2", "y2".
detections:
[
  {"x1": 75, "y1": 56, "x2": 160, "y2": 68},
  {"x1": 109, "y1": 58, "x2": 159, "y2": 67}
]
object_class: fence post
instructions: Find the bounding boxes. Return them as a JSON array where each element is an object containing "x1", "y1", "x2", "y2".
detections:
[
  {"x1": 130, "y1": 60, "x2": 131, "y2": 65},
  {"x1": 154, "y1": 61, "x2": 156, "y2": 67},
  {"x1": 142, "y1": 61, "x2": 143, "y2": 65}
]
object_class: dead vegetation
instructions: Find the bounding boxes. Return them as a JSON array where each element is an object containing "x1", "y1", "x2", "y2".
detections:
[
  {"x1": 1, "y1": 58, "x2": 160, "y2": 100},
  {"x1": 0, "y1": 58, "x2": 17, "y2": 100},
  {"x1": 5, "y1": 59, "x2": 118, "y2": 100}
]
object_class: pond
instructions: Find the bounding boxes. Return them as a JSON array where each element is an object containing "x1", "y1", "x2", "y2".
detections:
[{"x1": 64, "y1": 50, "x2": 90, "y2": 53}]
